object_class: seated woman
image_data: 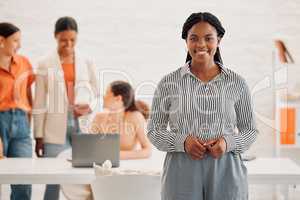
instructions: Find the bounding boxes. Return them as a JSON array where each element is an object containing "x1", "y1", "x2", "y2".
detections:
[
  {"x1": 90, "y1": 80, "x2": 152, "y2": 160},
  {"x1": 61, "y1": 81, "x2": 152, "y2": 200}
]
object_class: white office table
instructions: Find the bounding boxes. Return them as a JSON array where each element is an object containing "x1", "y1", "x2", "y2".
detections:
[
  {"x1": 0, "y1": 158, "x2": 94, "y2": 185},
  {"x1": 1, "y1": 157, "x2": 300, "y2": 184},
  {"x1": 0, "y1": 152, "x2": 300, "y2": 199},
  {"x1": 246, "y1": 157, "x2": 300, "y2": 185}
]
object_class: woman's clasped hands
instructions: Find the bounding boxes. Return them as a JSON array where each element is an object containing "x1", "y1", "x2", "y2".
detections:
[{"x1": 184, "y1": 135, "x2": 227, "y2": 160}]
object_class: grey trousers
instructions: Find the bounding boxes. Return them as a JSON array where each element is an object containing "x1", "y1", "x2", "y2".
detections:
[{"x1": 161, "y1": 152, "x2": 248, "y2": 200}]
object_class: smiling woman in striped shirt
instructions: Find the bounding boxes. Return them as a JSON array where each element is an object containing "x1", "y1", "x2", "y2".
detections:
[{"x1": 147, "y1": 12, "x2": 258, "y2": 200}]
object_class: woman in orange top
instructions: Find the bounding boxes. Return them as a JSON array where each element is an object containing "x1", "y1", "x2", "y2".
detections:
[{"x1": 0, "y1": 22, "x2": 34, "y2": 200}]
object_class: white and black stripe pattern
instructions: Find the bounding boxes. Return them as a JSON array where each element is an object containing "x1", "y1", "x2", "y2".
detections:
[{"x1": 147, "y1": 62, "x2": 258, "y2": 154}]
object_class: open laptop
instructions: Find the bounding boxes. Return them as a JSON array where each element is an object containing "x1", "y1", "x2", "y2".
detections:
[{"x1": 71, "y1": 134, "x2": 120, "y2": 168}]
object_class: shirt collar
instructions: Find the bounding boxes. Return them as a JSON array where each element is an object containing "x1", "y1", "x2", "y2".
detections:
[
  {"x1": 180, "y1": 62, "x2": 191, "y2": 78},
  {"x1": 180, "y1": 61, "x2": 229, "y2": 79},
  {"x1": 0, "y1": 55, "x2": 20, "y2": 74},
  {"x1": 11, "y1": 55, "x2": 20, "y2": 65}
]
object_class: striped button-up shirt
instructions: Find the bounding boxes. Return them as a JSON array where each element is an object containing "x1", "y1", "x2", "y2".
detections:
[{"x1": 147, "y1": 62, "x2": 258, "y2": 154}]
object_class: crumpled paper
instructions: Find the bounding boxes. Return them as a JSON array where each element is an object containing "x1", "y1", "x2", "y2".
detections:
[{"x1": 93, "y1": 160, "x2": 161, "y2": 176}]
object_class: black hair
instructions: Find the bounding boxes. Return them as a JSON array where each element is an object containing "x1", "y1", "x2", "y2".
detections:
[
  {"x1": 181, "y1": 12, "x2": 225, "y2": 64},
  {"x1": 110, "y1": 81, "x2": 150, "y2": 120},
  {"x1": 0, "y1": 22, "x2": 20, "y2": 38},
  {"x1": 54, "y1": 16, "x2": 78, "y2": 35}
]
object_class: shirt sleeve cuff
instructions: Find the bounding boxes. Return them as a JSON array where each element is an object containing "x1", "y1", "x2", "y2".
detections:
[
  {"x1": 175, "y1": 134, "x2": 189, "y2": 152},
  {"x1": 223, "y1": 134, "x2": 236, "y2": 153}
]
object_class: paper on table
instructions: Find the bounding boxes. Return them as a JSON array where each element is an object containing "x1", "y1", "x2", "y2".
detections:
[{"x1": 93, "y1": 160, "x2": 161, "y2": 177}]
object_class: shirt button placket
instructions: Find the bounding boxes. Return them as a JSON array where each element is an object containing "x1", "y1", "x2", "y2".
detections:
[{"x1": 204, "y1": 84, "x2": 209, "y2": 139}]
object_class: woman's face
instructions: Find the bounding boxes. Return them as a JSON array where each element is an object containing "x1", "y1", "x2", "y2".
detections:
[
  {"x1": 55, "y1": 30, "x2": 77, "y2": 56},
  {"x1": 0, "y1": 31, "x2": 21, "y2": 56},
  {"x1": 186, "y1": 21, "x2": 220, "y2": 64},
  {"x1": 103, "y1": 87, "x2": 124, "y2": 111}
]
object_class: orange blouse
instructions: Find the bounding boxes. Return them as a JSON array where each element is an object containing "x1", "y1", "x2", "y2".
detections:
[
  {"x1": 0, "y1": 55, "x2": 35, "y2": 112},
  {"x1": 62, "y1": 63, "x2": 75, "y2": 105}
]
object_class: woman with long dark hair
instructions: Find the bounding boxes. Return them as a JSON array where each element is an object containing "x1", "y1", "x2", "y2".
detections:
[
  {"x1": 148, "y1": 12, "x2": 258, "y2": 200},
  {"x1": 0, "y1": 22, "x2": 34, "y2": 200},
  {"x1": 61, "y1": 81, "x2": 151, "y2": 200},
  {"x1": 91, "y1": 80, "x2": 151, "y2": 159}
]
